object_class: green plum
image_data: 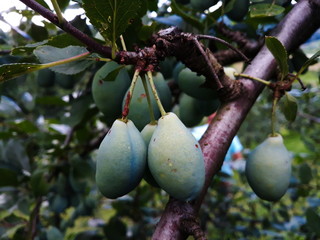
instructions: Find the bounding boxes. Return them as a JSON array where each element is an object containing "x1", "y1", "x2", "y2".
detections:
[
  {"x1": 92, "y1": 62, "x2": 131, "y2": 125},
  {"x1": 245, "y1": 134, "x2": 292, "y2": 202},
  {"x1": 95, "y1": 119, "x2": 147, "y2": 199},
  {"x1": 178, "y1": 68, "x2": 218, "y2": 100},
  {"x1": 179, "y1": 93, "x2": 204, "y2": 128},
  {"x1": 148, "y1": 112, "x2": 205, "y2": 201}
]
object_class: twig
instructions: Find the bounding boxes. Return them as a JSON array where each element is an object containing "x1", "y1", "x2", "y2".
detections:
[
  {"x1": 19, "y1": 0, "x2": 112, "y2": 57},
  {"x1": 27, "y1": 197, "x2": 42, "y2": 240}
]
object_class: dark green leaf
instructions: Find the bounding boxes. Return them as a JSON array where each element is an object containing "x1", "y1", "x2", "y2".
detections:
[
  {"x1": 14, "y1": 120, "x2": 38, "y2": 134},
  {"x1": 299, "y1": 163, "x2": 312, "y2": 184},
  {"x1": 0, "y1": 168, "x2": 19, "y2": 187},
  {"x1": 281, "y1": 92, "x2": 298, "y2": 122},
  {"x1": 297, "y1": 49, "x2": 320, "y2": 77},
  {"x1": 265, "y1": 36, "x2": 289, "y2": 80},
  {"x1": 306, "y1": 208, "x2": 320, "y2": 236},
  {"x1": 35, "y1": 96, "x2": 68, "y2": 106},
  {"x1": 82, "y1": 0, "x2": 142, "y2": 44},
  {"x1": 0, "y1": 63, "x2": 43, "y2": 83},
  {"x1": 249, "y1": 4, "x2": 285, "y2": 18},
  {"x1": 34, "y1": 45, "x2": 92, "y2": 75},
  {"x1": 103, "y1": 65, "x2": 125, "y2": 82},
  {"x1": 171, "y1": 0, "x2": 204, "y2": 31},
  {"x1": 30, "y1": 170, "x2": 49, "y2": 197}
]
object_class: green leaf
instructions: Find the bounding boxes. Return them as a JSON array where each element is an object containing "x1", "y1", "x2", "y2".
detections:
[
  {"x1": 34, "y1": 45, "x2": 92, "y2": 75},
  {"x1": 249, "y1": 4, "x2": 285, "y2": 18},
  {"x1": 0, "y1": 63, "x2": 44, "y2": 83},
  {"x1": 281, "y1": 92, "x2": 298, "y2": 122},
  {"x1": 297, "y1": 49, "x2": 320, "y2": 77},
  {"x1": 82, "y1": 0, "x2": 142, "y2": 46},
  {"x1": 265, "y1": 36, "x2": 289, "y2": 80},
  {"x1": 306, "y1": 208, "x2": 320, "y2": 236},
  {"x1": 299, "y1": 163, "x2": 312, "y2": 184},
  {"x1": 0, "y1": 168, "x2": 19, "y2": 187},
  {"x1": 103, "y1": 65, "x2": 125, "y2": 82},
  {"x1": 171, "y1": 0, "x2": 204, "y2": 31}
]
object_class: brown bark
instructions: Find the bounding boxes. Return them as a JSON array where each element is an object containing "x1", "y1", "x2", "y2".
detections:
[{"x1": 152, "y1": 0, "x2": 320, "y2": 239}]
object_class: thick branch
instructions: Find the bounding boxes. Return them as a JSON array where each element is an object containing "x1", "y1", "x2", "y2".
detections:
[
  {"x1": 152, "y1": 0, "x2": 320, "y2": 239},
  {"x1": 19, "y1": 0, "x2": 112, "y2": 57}
]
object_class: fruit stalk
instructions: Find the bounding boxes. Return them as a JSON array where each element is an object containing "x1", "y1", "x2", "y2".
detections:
[
  {"x1": 147, "y1": 71, "x2": 167, "y2": 117},
  {"x1": 122, "y1": 69, "x2": 140, "y2": 120},
  {"x1": 51, "y1": 0, "x2": 64, "y2": 24},
  {"x1": 234, "y1": 73, "x2": 271, "y2": 86},
  {"x1": 141, "y1": 75, "x2": 156, "y2": 124},
  {"x1": 271, "y1": 97, "x2": 279, "y2": 137}
]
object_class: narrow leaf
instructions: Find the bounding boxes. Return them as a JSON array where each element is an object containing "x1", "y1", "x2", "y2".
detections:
[
  {"x1": 250, "y1": 4, "x2": 285, "y2": 18},
  {"x1": 265, "y1": 36, "x2": 289, "y2": 80},
  {"x1": 0, "y1": 63, "x2": 44, "y2": 83},
  {"x1": 297, "y1": 49, "x2": 320, "y2": 77},
  {"x1": 306, "y1": 208, "x2": 320, "y2": 236},
  {"x1": 83, "y1": 0, "x2": 142, "y2": 43},
  {"x1": 103, "y1": 66, "x2": 125, "y2": 82},
  {"x1": 34, "y1": 45, "x2": 91, "y2": 75},
  {"x1": 171, "y1": 0, "x2": 204, "y2": 31},
  {"x1": 281, "y1": 92, "x2": 298, "y2": 122}
]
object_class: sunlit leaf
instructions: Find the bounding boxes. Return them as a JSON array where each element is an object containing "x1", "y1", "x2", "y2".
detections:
[
  {"x1": 265, "y1": 36, "x2": 289, "y2": 80},
  {"x1": 297, "y1": 49, "x2": 320, "y2": 77},
  {"x1": 82, "y1": 0, "x2": 142, "y2": 45},
  {"x1": 250, "y1": 4, "x2": 285, "y2": 18},
  {"x1": 34, "y1": 45, "x2": 92, "y2": 75},
  {"x1": 0, "y1": 63, "x2": 44, "y2": 83}
]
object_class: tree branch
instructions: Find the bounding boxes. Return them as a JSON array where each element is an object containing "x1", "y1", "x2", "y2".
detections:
[
  {"x1": 152, "y1": 0, "x2": 320, "y2": 238},
  {"x1": 19, "y1": 0, "x2": 112, "y2": 57}
]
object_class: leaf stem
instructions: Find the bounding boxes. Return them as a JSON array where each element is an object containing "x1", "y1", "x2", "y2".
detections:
[
  {"x1": 122, "y1": 69, "x2": 140, "y2": 120},
  {"x1": 147, "y1": 71, "x2": 166, "y2": 117},
  {"x1": 141, "y1": 75, "x2": 156, "y2": 124},
  {"x1": 51, "y1": 0, "x2": 64, "y2": 24},
  {"x1": 271, "y1": 97, "x2": 279, "y2": 137},
  {"x1": 234, "y1": 73, "x2": 271, "y2": 86},
  {"x1": 120, "y1": 35, "x2": 127, "y2": 51},
  {"x1": 40, "y1": 51, "x2": 91, "y2": 69}
]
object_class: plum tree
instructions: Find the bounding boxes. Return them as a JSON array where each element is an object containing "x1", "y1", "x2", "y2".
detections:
[{"x1": 0, "y1": 0, "x2": 319, "y2": 239}]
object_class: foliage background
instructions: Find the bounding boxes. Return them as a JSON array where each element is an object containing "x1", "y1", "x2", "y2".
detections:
[{"x1": 0, "y1": 0, "x2": 319, "y2": 239}]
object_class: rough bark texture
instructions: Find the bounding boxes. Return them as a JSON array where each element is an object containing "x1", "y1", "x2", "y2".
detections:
[{"x1": 152, "y1": 0, "x2": 320, "y2": 239}]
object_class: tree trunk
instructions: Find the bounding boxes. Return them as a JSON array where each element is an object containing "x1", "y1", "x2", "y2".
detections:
[{"x1": 152, "y1": 0, "x2": 320, "y2": 239}]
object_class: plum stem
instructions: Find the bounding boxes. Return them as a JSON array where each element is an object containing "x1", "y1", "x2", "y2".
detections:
[
  {"x1": 147, "y1": 71, "x2": 167, "y2": 117},
  {"x1": 141, "y1": 74, "x2": 156, "y2": 124},
  {"x1": 122, "y1": 69, "x2": 140, "y2": 120}
]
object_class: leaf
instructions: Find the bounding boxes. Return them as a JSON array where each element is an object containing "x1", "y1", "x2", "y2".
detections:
[
  {"x1": 299, "y1": 163, "x2": 312, "y2": 184},
  {"x1": 170, "y1": 0, "x2": 204, "y2": 31},
  {"x1": 0, "y1": 63, "x2": 44, "y2": 83},
  {"x1": 281, "y1": 92, "x2": 298, "y2": 122},
  {"x1": 265, "y1": 36, "x2": 289, "y2": 80},
  {"x1": 250, "y1": 4, "x2": 285, "y2": 18},
  {"x1": 0, "y1": 168, "x2": 19, "y2": 187},
  {"x1": 82, "y1": 0, "x2": 142, "y2": 44},
  {"x1": 297, "y1": 49, "x2": 320, "y2": 77},
  {"x1": 103, "y1": 65, "x2": 125, "y2": 82},
  {"x1": 306, "y1": 208, "x2": 320, "y2": 236},
  {"x1": 34, "y1": 45, "x2": 92, "y2": 75}
]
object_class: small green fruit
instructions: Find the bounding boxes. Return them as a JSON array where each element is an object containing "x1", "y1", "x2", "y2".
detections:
[
  {"x1": 148, "y1": 112, "x2": 205, "y2": 201},
  {"x1": 245, "y1": 134, "x2": 292, "y2": 202},
  {"x1": 123, "y1": 73, "x2": 172, "y2": 130},
  {"x1": 141, "y1": 123, "x2": 160, "y2": 188},
  {"x1": 92, "y1": 62, "x2": 131, "y2": 125},
  {"x1": 178, "y1": 68, "x2": 217, "y2": 100},
  {"x1": 95, "y1": 119, "x2": 147, "y2": 199},
  {"x1": 226, "y1": 0, "x2": 250, "y2": 22},
  {"x1": 179, "y1": 94, "x2": 204, "y2": 128}
]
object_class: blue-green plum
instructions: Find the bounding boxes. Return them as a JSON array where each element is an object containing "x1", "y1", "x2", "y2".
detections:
[
  {"x1": 92, "y1": 62, "x2": 131, "y2": 125},
  {"x1": 148, "y1": 112, "x2": 205, "y2": 201},
  {"x1": 245, "y1": 134, "x2": 292, "y2": 202},
  {"x1": 95, "y1": 119, "x2": 147, "y2": 199},
  {"x1": 179, "y1": 93, "x2": 204, "y2": 128}
]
